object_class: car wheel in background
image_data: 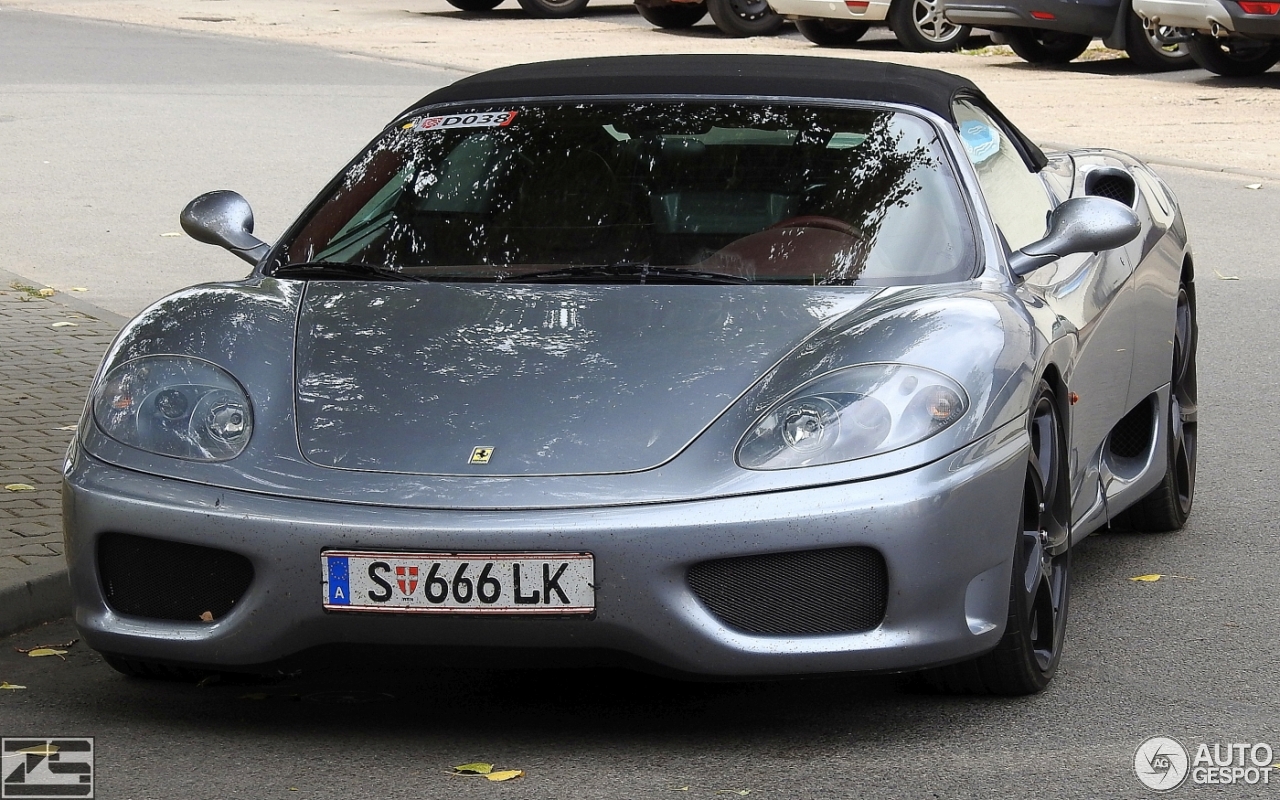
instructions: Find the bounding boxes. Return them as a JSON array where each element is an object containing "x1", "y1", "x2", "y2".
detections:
[
  {"x1": 636, "y1": 1, "x2": 708, "y2": 26},
  {"x1": 1117, "y1": 282, "x2": 1198, "y2": 531},
  {"x1": 795, "y1": 18, "x2": 872, "y2": 45},
  {"x1": 706, "y1": 0, "x2": 785, "y2": 36},
  {"x1": 1186, "y1": 33, "x2": 1280, "y2": 76},
  {"x1": 889, "y1": 0, "x2": 971, "y2": 51},
  {"x1": 446, "y1": 0, "x2": 505, "y2": 9},
  {"x1": 1123, "y1": 12, "x2": 1194, "y2": 71},
  {"x1": 517, "y1": 0, "x2": 590, "y2": 18},
  {"x1": 922, "y1": 381, "x2": 1071, "y2": 695},
  {"x1": 1004, "y1": 27, "x2": 1093, "y2": 63}
]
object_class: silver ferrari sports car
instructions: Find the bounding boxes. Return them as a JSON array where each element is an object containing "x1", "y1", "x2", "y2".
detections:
[{"x1": 64, "y1": 56, "x2": 1197, "y2": 696}]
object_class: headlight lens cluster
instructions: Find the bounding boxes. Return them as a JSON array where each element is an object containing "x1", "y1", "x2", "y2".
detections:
[
  {"x1": 737, "y1": 364, "x2": 967, "y2": 470},
  {"x1": 93, "y1": 356, "x2": 253, "y2": 461}
]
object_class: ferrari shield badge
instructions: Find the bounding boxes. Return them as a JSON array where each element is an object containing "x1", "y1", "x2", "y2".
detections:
[{"x1": 469, "y1": 446, "x2": 494, "y2": 465}]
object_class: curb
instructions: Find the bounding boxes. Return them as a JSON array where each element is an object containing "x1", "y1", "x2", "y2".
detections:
[
  {"x1": 0, "y1": 559, "x2": 72, "y2": 637},
  {"x1": 0, "y1": 267, "x2": 124, "y2": 636}
]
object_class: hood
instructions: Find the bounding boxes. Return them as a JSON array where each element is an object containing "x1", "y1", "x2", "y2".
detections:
[{"x1": 294, "y1": 282, "x2": 879, "y2": 476}]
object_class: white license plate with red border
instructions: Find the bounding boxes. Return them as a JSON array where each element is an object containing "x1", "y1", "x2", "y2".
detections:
[{"x1": 322, "y1": 551, "x2": 595, "y2": 614}]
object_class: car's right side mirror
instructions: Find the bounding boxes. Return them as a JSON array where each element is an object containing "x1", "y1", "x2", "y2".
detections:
[{"x1": 1009, "y1": 196, "x2": 1142, "y2": 278}]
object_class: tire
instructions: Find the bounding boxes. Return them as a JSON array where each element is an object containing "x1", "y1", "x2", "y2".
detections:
[
  {"x1": 922, "y1": 381, "x2": 1071, "y2": 695},
  {"x1": 1186, "y1": 33, "x2": 1280, "y2": 76},
  {"x1": 706, "y1": 0, "x2": 784, "y2": 37},
  {"x1": 1004, "y1": 27, "x2": 1092, "y2": 63},
  {"x1": 517, "y1": 0, "x2": 590, "y2": 18},
  {"x1": 888, "y1": 0, "x2": 971, "y2": 52},
  {"x1": 795, "y1": 18, "x2": 871, "y2": 46},
  {"x1": 1123, "y1": 11, "x2": 1195, "y2": 72},
  {"x1": 1117, "y1": 283, "x2": 1198, "y2": 532},
  {"x1": 445, "y1": 0, "x2": 503, "y2": 9},
  {"x1": 636, "y1": 1, "x2": 707, "y2": 27}
]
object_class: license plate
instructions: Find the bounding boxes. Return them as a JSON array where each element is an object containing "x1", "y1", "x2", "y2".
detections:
[{"x1": 321, "y1": 551, "x2": 594, "y2": 614}]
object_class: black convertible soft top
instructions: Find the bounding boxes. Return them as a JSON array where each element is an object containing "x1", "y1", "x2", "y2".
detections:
[{"x1": 410, "y1": 55, "x2": 1047, "y2": 169}]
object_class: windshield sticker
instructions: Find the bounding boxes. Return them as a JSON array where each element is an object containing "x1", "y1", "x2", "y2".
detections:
[
  {"x1": 404, "y1": 111, "x2": 518, "y2": 133},
  {"x1": 959, "y1": 120, "x2": 1000, "y2": 164}
]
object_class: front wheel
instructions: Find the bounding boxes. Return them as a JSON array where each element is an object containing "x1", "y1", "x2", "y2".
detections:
[
  {"x1": 1004, "y1": 27, "x2": 1092, "y2": 63},
  {"x1": 1124, "y1": 12, "x2": 1195, "y2": 71},
  {"x1": 446, "y1": 0, "x2": 504, "y2": 10},
  {"x1": 923, "y1": 381, "x2": 1071, "y2": 695},
  {"x1": 706, "y1": 0, "x2": 784, "y2": 36},
  {"x1": 795, "y1": 18, "x2": 871, "y2": 45},
  {"x1": 636, "y1": 1, "x2": 708, "y2": 27},
  {"x1": 517, "y1": 0, "x2": 590, "y2": 18},
  {"x1": 1186, "y1": 33, "x2": 1280, "y2": 76},
  {"x1": 889, "y1": 0, "x2": 971, "y2": 51}
]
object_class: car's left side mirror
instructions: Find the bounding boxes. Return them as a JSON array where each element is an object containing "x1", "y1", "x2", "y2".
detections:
[
  {"x1": 180, "y1": 190, "x2": 271, "y2": 265},
  {"x1": 1008, "y1": 196, "x2": 1141, "y2": 278}
]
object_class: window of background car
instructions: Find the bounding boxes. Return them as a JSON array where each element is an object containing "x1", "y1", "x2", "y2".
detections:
[
  {"x1": 952, "y1": 98, "x2": 1053, "y2": 252},
  {"x1": 277, "y1": 103, "x2": 977, "y2": 286}
]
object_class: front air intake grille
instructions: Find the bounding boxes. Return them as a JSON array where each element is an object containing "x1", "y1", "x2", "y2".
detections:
[
  {"x1": 1086, "y1": 172, "x2": 1136, "y2": 207},
  {"x1": 98, "y1": 533, "x2": 253, "y2": 622},
  {"x1": 688, "y1": 547, "x2": 888, "y2": 636}
]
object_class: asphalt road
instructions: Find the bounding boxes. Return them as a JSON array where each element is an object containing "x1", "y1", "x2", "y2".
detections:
[{"x1": 3, "y1": 10, "x2": 1280, "y2": 800}]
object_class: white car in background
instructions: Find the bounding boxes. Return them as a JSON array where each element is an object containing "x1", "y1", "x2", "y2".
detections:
[
  {"x1": 767, "y1": 0, "x2": 972, "y2": 49},
  {"x1": 1134, "y1": 0, "x2": 1280, "y2": 73}
]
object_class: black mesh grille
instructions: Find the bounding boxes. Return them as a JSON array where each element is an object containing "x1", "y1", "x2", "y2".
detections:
[
  {"x1": 98, "y1": 533, "x2": 253, "y2": 622},
  {"x1": 1086, "y1": 173, "x2": 1136, "y2": 207},
  {"x1": 1109, "y1": 398, "x2": 1154, "y2": 460},
  {"x1": 688, "y1": 547, "x2": 887, "y2": 636}
]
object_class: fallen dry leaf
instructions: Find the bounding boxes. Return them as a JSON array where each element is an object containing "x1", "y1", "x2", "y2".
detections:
[
  {"x1": 160, "y1": 232, "x2": 183, "y2": 237},
  {"x1": 1129, "y1": 574, "x2": 1194, "y2": 582},
  {"x1": 196, "y1": 674, "x2": 221, "y2": 687},
  {"x1": 57, "y1": 425, "x2": 78, "y2": 431},
  {"x1": 50, "y1": 321, "x2": 77, "y2": 328},
  {"x1": 453, "y1": 763, "x2": 494, "y2": 775},
  {"x1": 199, "y1": 611, "x2": 214, "y2": 622},
  {"x1": 486, "y1": 771, "x2": 524, "y2": 782},
  {"x1": 4, "y1": 484, "x2": 35, "y2": 492},
  {"x1": 36, "y1": 288, "x2": 55, "y2": 298},
  {"x1": 25, "y1": 649, "x2": 68, "y2": 660},
  {"x1": 1213, "y1": 269, "x2": 1240, "y2": 281},
  {"x1": 16, "y1": 639, "x2": 78, "y2": 654},
  {"x1": 70, "y1": 287, "x2": 88, "y2": 292},
  {"x1": 715, "y1": 791, "x2": 751, "y2": 796},
  {"x1": 1245, "y1": 183, "x2": 1262, "y2": 190},
  {"x1": 0, "y1": 682, "x2": 27, "y2": 690}
]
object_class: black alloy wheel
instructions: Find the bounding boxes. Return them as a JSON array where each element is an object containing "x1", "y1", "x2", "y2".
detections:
[
  {"x1": 1004, "y1": 27, "x2": 1093, "y2": 63},
  {"x1": 923, "y1": 381, "x2": 1071, "y2": 695},
  {"x1": 446, "y1": 0, "x2": 504, "y2": 10},
  {"x1": 517, "y1": 0, "x2": 591, "y2": 19},
  {"x1": 888, "y1": 0, "x2": 971, "y2": 51},
  {"x1": 1123, "y1": 11, "x2": 1195, "y2": 71},
  {"x1": 636, "y1": 1, "x2": 708, "y2": 27},
  {"x1": 1119, "y1": 283, "x2": 1198, "y2": 531},
  {"x1": 795, "y1": 17, "x2": 871, "y2": 45},
  {"x1": 706, "y1": 0, "x2": 785, "y2": 36},
  {"x1": 1186, "y1": 33, "x2": 1280, "y2": 76}
]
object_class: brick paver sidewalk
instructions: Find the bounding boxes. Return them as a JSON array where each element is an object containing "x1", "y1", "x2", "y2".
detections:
[{"x1": 0, "y1": 274, "x2": 120, "y2": 632}]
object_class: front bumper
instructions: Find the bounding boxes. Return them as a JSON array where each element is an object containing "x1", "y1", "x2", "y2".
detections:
[
  {"x1": 63, "y1": 421, "x2": 1027, "y2": 678},
  {"x1": 943, "y1": 0, "x2": 1117, "y2": 35}
]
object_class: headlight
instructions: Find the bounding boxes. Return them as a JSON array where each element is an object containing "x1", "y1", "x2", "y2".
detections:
[
  {"x1": 93, "y1": 356, "x2": 253, "y2": 461},
  {"x1": 737, "y1": 364, "x2": 967, "y2": 470}
]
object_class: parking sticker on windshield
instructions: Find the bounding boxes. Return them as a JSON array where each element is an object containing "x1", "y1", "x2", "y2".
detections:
[{"x1": 404, "y1": 111, "x2": 518, "y2": 133}]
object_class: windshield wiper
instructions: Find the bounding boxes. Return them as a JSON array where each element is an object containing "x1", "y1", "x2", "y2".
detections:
[
  {"x1": 506, "y1": 263, "x2": 751, "y2": 285},
  {"x1": 271, "y1": 261, "x2": 428, "y2": 283}
]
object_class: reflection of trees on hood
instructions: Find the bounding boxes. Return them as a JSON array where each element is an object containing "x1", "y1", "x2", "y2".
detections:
[{"x1": 819, "y1": 114, "x2": 931, "y2": 283}]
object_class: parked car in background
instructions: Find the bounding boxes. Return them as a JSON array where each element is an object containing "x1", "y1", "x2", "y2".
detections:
[
  {"x1": 635, "y1": 0, "x2": 785, "y2": 37},
  {"x1": 765, "y1": 0, "x2": 972, "y2": 49},
  {"x1": 942, "y1": 0, "x2": 1193, "y2": 69},
  {"x1": 1134, "y1": 0, "x2": 1280, "y2": 74},
  {"x1": 446, "y1": 0, "x2": 588, "y2": 19}
]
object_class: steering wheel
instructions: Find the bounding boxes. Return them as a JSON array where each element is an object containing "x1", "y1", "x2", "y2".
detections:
[{"x1": 769, "y1": 215, "x2": 860, "y2": 237}]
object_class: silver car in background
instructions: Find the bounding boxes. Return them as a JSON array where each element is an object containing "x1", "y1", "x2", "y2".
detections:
[
  {"x1": 1134, "y1": 0, "x2": 1280, "y2": 73},
  {"x1": 64, "y1": 55, "x2": 1198, "y2": 696}
]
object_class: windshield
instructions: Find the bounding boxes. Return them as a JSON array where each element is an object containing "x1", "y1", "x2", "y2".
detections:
[{"x1": 275, "y1": 102, "x2": 977, "y2": 285}]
